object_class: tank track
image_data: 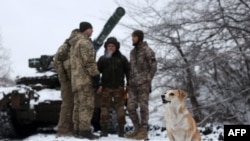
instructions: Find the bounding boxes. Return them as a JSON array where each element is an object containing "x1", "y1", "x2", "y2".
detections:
[{"x1": 0, "y1": 105, "x2": 16, "y2": 139}]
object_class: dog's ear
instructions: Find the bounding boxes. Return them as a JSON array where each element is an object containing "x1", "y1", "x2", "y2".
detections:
[{"x1": 178, "y1": 90, "x2": 187, "y2": 100}]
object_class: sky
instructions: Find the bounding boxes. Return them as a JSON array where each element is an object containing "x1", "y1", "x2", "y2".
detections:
[{"x1": 0, "y1": 0, "x2": 133, "y2": 79}]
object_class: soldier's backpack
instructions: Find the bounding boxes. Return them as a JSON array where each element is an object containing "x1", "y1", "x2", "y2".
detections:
[{"x1": 55, "y1": 40, "x2": 70, "y2": 62}]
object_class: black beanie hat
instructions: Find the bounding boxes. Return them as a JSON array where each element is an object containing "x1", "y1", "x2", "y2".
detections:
[
  {"x1": 79, "y1": 22, "x2": 92, "y2": 32},
  {"x1": 132, "y1": 30, "x2": 144, "y2": 42},
  {"x1": 104, "y1": 37, "x2": 120, "y2": 49}
]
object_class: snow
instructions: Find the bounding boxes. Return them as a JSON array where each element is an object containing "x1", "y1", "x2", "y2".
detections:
[
  {"x1": 0, "y1": 86, "x2": 60, "y2": 101},
  {"x1": 31, "y1": 89, "x2": 61, "y2": 102},
  {"x1": 16, "y1": 70, "x2": 57, "y2": 78},
  {"x1": 0, "y1": 85, "x2": 33, "y2": 99},
  {"x1": 29, "y1": 88, "x2": 61, "y2": 109},
  {"x1": 24, "y1": 134, "x2": 169, "y2": 141},
  {"x1": 0, "y1": 85, "x2": 61, "y2": 109}
]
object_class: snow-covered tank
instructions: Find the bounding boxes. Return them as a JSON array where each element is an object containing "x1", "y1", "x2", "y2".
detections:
[{"x1": 0, "y1": 57, "x2": 62, "y2": 139}]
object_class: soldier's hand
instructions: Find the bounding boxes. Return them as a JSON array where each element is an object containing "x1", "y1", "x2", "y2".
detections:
[
  {"x1": 92, "y1": 75, "x2": 100, "y2": 89},
  {"x1": 97, "y1": 86, "x2": 103, "y2": 94}
]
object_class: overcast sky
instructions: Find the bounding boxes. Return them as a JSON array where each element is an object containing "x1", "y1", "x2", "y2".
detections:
[{"x1": 0, "y1": 0, "x2": 134, "y2": 79}]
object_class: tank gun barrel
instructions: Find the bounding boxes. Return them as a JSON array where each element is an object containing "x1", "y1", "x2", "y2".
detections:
[{"x1": 93, "y1": 7, "x2": 126, "y2": 51}]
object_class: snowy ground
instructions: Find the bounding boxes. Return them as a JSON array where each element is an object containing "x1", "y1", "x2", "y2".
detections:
[
  {"x1": 24, "y1": 134, "x2": 168, "y2": 141},
  {"x1": 23, "y1": 124, "x2": 223, "y2": 141}
]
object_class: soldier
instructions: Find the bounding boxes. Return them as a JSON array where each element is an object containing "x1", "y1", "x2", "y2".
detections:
[
  {"x1": 125, "y1": 30, "x2": 157, "y2": 140},
  {"x1": 70, "y1": 21, "x2": 100, "y2": 140},
  {"x1": 54, "y1": 29, "x2": 79, "y2": 136},
  {"x1": 97, "y1": 37, "x2": 130, "y2": 137}
]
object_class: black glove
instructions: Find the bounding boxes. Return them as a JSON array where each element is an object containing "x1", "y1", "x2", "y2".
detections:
[{"x1": 92, "y1": 75, "x2": 100, "y2": 90}]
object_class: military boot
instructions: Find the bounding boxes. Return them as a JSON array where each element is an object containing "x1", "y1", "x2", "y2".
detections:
[
  {"x1": 91, "y1": 107, "x2": 101, "y2": 132},
  {"x1": 118, "y1": 124, "x2": 125, "y2": 137},
  {"x1": 100, "y1": 124, "x2": 108, "y2": 137},
  {"x1": 78, "y1": 130, "x2": 99, "y2": 140},
  {"x1": 124, "y1": 124, "x2": 139, "y2": 138},
  {"x1": 133, "y1": 126, "x2": 148, "y2": 140},
  {"x1": 73, "y1": 130, "x2": 80, "y2": 138},
  {"x1": 56, "y1": 129, "x2": 73, "y2": 137}
]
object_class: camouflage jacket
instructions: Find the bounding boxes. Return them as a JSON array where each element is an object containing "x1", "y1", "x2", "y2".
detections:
[
  {"x1": 70, "y1": 33, "x2": 99, "y2": 92},
  {"x1": 54, "y1": 29, "x2": 79, "y2": 82},
  {"x1": 129, "y1": 41, "x2": 157, "y2": 86}
]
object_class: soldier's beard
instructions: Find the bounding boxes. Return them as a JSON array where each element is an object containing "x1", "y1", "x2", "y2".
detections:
[
  {"x1": 133, "y1": 40, "x2": 142, "y2": 47},
  {"x1": 105, "y1": 50, "x2": 114, "y2": 58}
]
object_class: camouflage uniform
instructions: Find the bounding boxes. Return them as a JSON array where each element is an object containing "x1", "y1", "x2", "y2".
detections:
[
  {"x1": 127, "y1": 41, "x2": 157, "y2": 138},
  {"x1": 101, "y1": 87, "x2": 125, "y2": 124},
  {"x1": 54, "y1": 29, "x2": 78, "y2": 136},
  {"x1": 69, "y1": 32, "x2": 99, "y2": 134}
]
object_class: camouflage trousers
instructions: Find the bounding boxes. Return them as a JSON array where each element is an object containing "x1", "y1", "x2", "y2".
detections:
[
  {"x1": 100, "y1": 87, "x2": 125, "y2": 124},
  {"x1": 73, "y1": 85, "x2": 95, "y2": 131},
  {"x1": 57, "y1": 80, "x2": 74, "y2": 134},
  {"x1": 127, "y1": 83, "x2": 150, "y2": 128}
]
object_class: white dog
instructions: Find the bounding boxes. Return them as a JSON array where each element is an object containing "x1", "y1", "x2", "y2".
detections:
[{"x1": 161, "y1": 89, "x2": 201, "y2": 141}]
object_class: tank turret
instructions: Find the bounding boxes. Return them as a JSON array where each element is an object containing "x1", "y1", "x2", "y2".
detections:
[
  {"x1": 15, "y1": 54, "x2": 59, "y2": 90},
  {"x1": 28, "y1": 55, "x2": 55, "y2": 73}
]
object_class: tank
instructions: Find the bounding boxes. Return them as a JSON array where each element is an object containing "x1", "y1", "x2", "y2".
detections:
[{"x1": 0, "y1": 7, "x2": 125, "y2": 139}]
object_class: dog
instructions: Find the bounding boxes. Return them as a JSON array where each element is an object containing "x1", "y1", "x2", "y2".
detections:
[{"x1": 161, "y1": 89, "x2": 201, "y2": 141}]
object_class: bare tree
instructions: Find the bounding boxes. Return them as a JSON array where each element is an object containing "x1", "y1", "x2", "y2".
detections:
[
  {"x1": 0, "y1": 34, "x2": 13, "y2": 87},
  {"x1": 118, "y1": 0, "x2": 250, "y2": 124}
]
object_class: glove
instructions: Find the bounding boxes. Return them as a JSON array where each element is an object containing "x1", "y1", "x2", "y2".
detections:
[{"x1": 92, "y1": 75, "x2": 100, "y2": 90}]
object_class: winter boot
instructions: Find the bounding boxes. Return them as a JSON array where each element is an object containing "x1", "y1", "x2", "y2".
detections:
[
  {"x1": 78, "y1": 130, "x2": 99, "y2": 140},
  {"x1": 73, "y1": 130, "x2": 80, "y2": 138},
  {"x1": 100, "y1": 124, "x2": 108, "y2": 137},
  {"x1": 124, "y1": 124, "x2": 139, "y2": 138},
  {"x1": 91, "y1": 107, "x2": 101, "y2": 132},
  {"x1": 56, "y1": 129, "x2": 73, "y2": 137},
  {"x1": 118, "y1": 124, "x2": 125, "y2": 137},
  {"x1": 133, "y1": 126, "x2": 148, "y2": 140}
]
